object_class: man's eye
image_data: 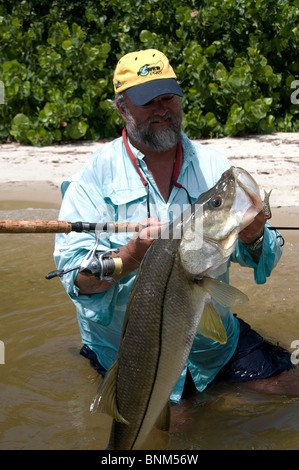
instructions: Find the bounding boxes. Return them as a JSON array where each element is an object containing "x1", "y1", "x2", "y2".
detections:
[
  {"x1": 163, "y1": 95, "x2": 174, "y2": 101},
  {"x1": 142, "y1": 95, "x2": 175, "y2": 107}
]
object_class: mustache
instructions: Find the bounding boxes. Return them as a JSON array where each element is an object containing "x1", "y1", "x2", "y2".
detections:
[{"x1": 149, "y1": 114, "x2": 172, "y2": 124}]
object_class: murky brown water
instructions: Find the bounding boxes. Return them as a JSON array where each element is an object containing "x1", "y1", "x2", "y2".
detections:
[{"x1": 0, "y1": 201, "x2": 298, "y2": 450}]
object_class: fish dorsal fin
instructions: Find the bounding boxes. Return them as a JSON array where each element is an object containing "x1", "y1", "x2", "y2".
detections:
[
  {"x1": 155, "y1": 400, "x2": 171, "y2": 431},
  {"x1": 89, "y1": 359, "x2": 129, "y2": 425},
  {"x1": 197, "y1": 300, "x2": 227, "y2": 344},
  {"x1": 198, "y1": 277, "x2": 249, "y2": 307}
]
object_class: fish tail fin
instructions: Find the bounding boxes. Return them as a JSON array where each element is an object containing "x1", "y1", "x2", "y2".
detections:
[
  {"x1": 264, "y1": 188, "x2": 272, "y2": 199},
  {"x1": 155, "y1": 400, "x2": 171, "y2": 431},
  {"x1": 263, "y1": 189, "x2": 272, "y2": 219},
  {"x1": 90, "y1": 359, "x2": 129, "y2": 425}
]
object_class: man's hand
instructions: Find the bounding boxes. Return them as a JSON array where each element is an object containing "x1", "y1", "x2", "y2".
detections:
[
  {"x1": 75, "y1": 217, "x2": 163, "y2": 294},
  {"x1": 238, "y1": 210, "x2": 266, "y2": 244},
  {"x1": 126, "y1": 217, "x2": 163, "y2": 264}
]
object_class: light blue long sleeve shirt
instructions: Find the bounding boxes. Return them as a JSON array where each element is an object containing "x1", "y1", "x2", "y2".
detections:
[{"x1": 54, "y1": 132, "x2": 282, "y2": 401}]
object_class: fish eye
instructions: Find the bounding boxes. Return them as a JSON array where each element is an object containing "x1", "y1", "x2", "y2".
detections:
[{"x1": 211, "y1": 196, "x2": 222, "y2": 208}]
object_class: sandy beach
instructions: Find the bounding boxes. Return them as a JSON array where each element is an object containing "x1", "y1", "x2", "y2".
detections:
[{"x1": 0, "y1": 133, "x2": 298, "y2": 231}]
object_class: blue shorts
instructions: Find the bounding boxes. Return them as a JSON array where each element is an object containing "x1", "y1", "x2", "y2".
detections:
[
  {"x1": 217, "y1": 316, "x2": 295, "y2": 382},
  {"x1": 80, "y1": 344, "x2": 106, "y2": 377},
  {"x1": 80, "y1": 316, "x2": 295, "y2": 385}
]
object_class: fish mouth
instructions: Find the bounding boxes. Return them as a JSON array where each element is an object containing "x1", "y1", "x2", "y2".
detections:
[
  {"x1": 232, "y1": 167, "x2": 263, "y2": 231},
  {"x1": 178, "y1": 166, "x2": 263, "y2": 278},
  {"x1": 202, "y1": 167, "x2": 263, "y2": 255}
]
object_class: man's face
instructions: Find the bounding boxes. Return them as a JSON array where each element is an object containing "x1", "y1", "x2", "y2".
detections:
[{"x1": 122, "y1": 93, "x2": 183, "y2": 151}]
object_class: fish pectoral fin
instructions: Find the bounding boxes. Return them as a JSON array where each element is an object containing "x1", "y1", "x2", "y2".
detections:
[
  {"x1": 198, "y1": 277, "x2": 249, "y2": 307},
  {"x1": 154, "y1": 400, "x2": 171, "y2": 431},
  {"x1": 197, "y1": 300, "x2": 227, "y2": 344},
  {"x1": 89, "y1": 359, "x2": 129, "y2": 425}
]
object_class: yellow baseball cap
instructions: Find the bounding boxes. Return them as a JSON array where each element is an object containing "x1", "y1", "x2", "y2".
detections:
[{"x1": 113, "y1": 49, "x2": 183, "y2": 106}]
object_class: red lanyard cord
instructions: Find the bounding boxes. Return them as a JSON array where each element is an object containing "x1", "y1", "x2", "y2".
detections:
[
  {"x1": 122, "y1": 127, "x2": 192, "y2": 214},
  {"x1": 122, "y1": 128, "x2": 148, "y2": 187},
  {"x1": 168, "y1": 137, "x2": 191, "y2": 204},
  {"x1": 172, "y1": 138, "x2": 182, "y2": 189}
]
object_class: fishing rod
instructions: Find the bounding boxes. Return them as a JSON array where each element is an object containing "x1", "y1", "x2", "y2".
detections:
[
  {"x1": 0, "y1": 219, "x2": 159, "y2": 282},
  {"x1": 0, "y1": 220, "x2": 145, "y2": 234},
  {"x1": 0, "y1": 219, "x2": 298, "y2": 234},
  {"x1": 0, "y1": 219, "x2": 297, "y2": 281},
  {"x1": 0, "y1": 220, "x2": 144, "y2": 282}
]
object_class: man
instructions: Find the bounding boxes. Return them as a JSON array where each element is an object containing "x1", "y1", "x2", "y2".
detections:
[{"x1": 54, "y1": 49, "x2": 295, "y2": 400}]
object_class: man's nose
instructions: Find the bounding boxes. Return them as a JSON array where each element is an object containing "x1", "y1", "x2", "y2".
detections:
[{"x1": 152, "y1": 99, "x2": 168, "y2": 116}]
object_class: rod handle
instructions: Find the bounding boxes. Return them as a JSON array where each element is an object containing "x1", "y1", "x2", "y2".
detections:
[
  {"x1": 0, "y1": 220, "x2": 72, "y2": 233},
  {"x1": 113, "y1": 222, "x2": 143, "y2": 233}
]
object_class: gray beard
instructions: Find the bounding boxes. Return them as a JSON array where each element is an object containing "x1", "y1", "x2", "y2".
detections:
[{"x1": 125, "y1": 108, "x2": 183, "y2": 152}]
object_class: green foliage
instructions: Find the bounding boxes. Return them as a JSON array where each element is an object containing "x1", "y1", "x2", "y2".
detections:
[{"x1": 0, "y1": 0, "x2": 298, "y2": 145}]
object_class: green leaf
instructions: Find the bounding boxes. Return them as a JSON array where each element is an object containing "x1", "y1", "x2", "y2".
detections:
[
  {"x1": 62, "y1": 40, "x2": 72, "y2": 51},
  {"x1": 205, "y1": 112, "x2": 217, "y2": 127},
  {"x1": 67, "y1": 120, "x2": 88, "y2": 139},
  {"x1": 11, "y1": 113, "x2": 31, "y2": 128}
]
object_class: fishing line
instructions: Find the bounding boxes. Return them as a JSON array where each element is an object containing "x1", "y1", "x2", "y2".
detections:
[
  {"x1": 267, "y1": 226, "x2": 299, "y2": 247},
  {"x1": 268, "y1": 227, "x2": 299, "y2": 230}
]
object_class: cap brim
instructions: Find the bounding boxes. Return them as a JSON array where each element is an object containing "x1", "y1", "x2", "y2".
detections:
[{"x1": 126, "y1": 78, "x2": 183, "y2": 106}]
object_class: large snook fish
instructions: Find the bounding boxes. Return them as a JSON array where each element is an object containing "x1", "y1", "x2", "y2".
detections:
[{"x1": 90, "y1": 166, "x2": 263, "y2": 450}]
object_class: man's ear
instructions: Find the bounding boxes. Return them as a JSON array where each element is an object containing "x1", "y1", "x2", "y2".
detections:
[{"x1": 115, "y1": 98, "x2": 128, "y2": 122}]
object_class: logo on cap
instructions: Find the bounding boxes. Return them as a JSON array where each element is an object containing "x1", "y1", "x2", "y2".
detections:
[{"x1": 137, "y1": 60, "x2": 164, "y2": 78}]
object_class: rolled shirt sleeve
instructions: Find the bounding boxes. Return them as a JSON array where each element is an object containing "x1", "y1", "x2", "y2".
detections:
[{"x1": 231, "y1": 223, "x2": 283, "y2": 284}]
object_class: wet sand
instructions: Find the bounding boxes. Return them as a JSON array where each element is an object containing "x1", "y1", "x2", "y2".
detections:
[{"x1": 0, "y1": 131, "x2": 299, "y2": 206}]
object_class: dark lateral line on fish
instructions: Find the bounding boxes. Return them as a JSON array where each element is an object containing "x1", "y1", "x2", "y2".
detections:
[{"x1": 131, "y1": 253, "x2": 175, "y2": 450}]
